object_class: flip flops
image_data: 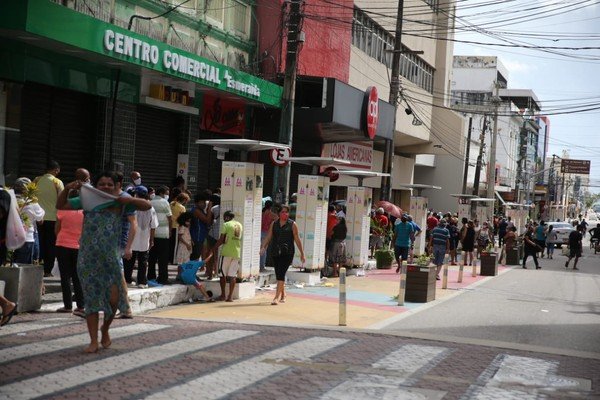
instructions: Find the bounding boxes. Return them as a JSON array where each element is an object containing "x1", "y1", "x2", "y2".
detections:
[{"x1": 1, "y1": 303, "x2": 18, "y2": 327}]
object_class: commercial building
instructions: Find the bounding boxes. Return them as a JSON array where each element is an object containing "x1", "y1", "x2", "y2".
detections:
[
  {"x1": 0, "y1": 0, "x2": 282, "y2": 190},
  {"x1": 418, "y1": 55, "x2": 545, "y2": 212},
  {"x1": 256, "y1": 0, "x2": 463, "y2": 208}
]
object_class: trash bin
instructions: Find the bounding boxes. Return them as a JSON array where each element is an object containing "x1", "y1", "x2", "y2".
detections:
[
  {"x1": 506, "y1": 246, "x2": 521, "y2": 265},
  {"x1": 480, "y1": 253, "x2": 498, "y2": 276},
  {"x1": 0, "y1": 264, "x2": 44, "y2": 312}
]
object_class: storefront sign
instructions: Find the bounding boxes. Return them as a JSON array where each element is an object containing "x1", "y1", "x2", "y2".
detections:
[
  {"x1": 320, "y1": 141, "x2": 373, "y2": 171},
  {"x1": 14, "y1": 1, "x2": 282, "y2": 107},
  {"x1": 200, "y1": 95, "x2": 246, "y2": 136},
  {"x1": 363, "y1": 86, "x2": 379, "y2": 139}
]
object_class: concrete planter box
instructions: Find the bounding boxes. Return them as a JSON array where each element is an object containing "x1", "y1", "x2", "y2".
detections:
[
  {"x1": 480, "y1": 253, "x2": 499, "y2": 276},
  {"x1": 405, "y1": 264, "x2": 436, "y2": 303},
  {"x1": 0, "y1": 265, "x2": 44, "y2": 312}
]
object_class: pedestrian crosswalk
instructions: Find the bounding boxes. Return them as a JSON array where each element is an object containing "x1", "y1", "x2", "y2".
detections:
[
  {"x1": 146, "y1": 337, "x2": 350, "y2": 400},
  {"x1": 0, "y1": 323, "x2": 169, "y2": 364},
  {"x1": 0, "y1": 318, "x2": 594, "y2": 400}
]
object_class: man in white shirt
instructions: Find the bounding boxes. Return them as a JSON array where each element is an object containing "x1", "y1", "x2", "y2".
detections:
[
  {"x1": 148, "y1": 185, "x2": 172, "y2": 284},
  {"x1": 124, "y1": 186, "x2": 158, "y2": 288}
]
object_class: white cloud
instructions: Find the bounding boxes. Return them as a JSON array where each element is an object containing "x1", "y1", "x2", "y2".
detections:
[{"x1": 502, "y1": 59, "x2": 538, "y2": 74}]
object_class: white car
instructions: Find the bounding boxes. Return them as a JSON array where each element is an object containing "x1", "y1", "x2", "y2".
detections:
[{"x1": 546, "y1": 222, "x2": 575, "y2": 247}]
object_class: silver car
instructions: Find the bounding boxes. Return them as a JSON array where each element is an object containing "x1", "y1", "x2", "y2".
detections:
[{"x1": 546, "y1": 222, "x2": 575, "y2": 247}]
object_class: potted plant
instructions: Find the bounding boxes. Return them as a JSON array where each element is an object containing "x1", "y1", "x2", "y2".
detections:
[
  {"x1": 374, "y1": 248, "x2": 394, "y2": 269},
  {"x1": 0, "y1": 182, "x2": 44, "y2": 312},
  {"x1": 415, "y1": 254, "x2": 431, "y2": 267},
  {"x1": 405, "y1": 255, "x2": 436, "y2": 303},
  {"x1": 480, "y1": 243, "x2": 498, "y2": 276}
]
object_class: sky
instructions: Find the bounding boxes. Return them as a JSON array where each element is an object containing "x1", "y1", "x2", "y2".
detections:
[{"x1": 452, "y1": 0, "x2": 600, "y2": 194}]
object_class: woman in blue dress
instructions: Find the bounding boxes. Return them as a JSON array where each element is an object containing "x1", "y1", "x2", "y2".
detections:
[{"x1": 57, "y1": 171, "x2": 150, "y2": 353}]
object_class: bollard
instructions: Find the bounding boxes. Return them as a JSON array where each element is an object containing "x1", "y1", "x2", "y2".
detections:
[
  {"x1": 472, "y1": 259, "x2": 477, "y2": 277},
  {"x1": 339, "y1": 267, "x2": 346, "y2": 326},
  {"x1": 458, "y1": 263, "x2": 464, "y2": 283},
  {"x1": 442, "y1": 254, "x2": 449, "y2": 289},
  {"x1": 398, "y1": 261, "x2": 407, "y2": 306}
]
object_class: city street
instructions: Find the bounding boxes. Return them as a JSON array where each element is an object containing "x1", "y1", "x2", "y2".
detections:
[{"x1": 1, "y1": 244, "x2": 599, "y2": 399}]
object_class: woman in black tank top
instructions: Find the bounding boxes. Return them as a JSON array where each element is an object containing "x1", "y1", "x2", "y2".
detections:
[{"x1": 260, "y1": 205, "x2": 305, "y2": 305}]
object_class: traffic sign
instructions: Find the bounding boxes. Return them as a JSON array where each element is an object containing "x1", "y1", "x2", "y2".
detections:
[
  {"x1": 270, "y1": 147, "x2": 291, "y2": 166},
  {"x1": 560, "y1": 159, "x2": 590, "y2": 174},
  {"x1": 323, "y1": 166, "x2": 340, "y2": 182}
]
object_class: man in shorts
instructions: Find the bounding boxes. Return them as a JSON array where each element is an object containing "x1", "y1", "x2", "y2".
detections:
[
  {"x1": 393, "y1": 214, "x2": 414, "y2": 273},
  {"x1": 429, "y1": 219, "x2": 450, "y2": 280},
  {"x1": 212, "y1": 211, "x2": 243, "y2": 302}
]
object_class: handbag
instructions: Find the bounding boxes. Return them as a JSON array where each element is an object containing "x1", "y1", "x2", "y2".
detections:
[
  {"x1": 561, "y1": 246, "x2": 570, "y2": 256},
  {"x1": 5, "y1": 189, "x2": 26, "y2": 250},
  {"x1": 276, "y1": 242, "x2": 291, "y2": 257}
]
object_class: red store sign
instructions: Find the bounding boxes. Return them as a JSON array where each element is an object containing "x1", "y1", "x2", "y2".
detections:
[{"x1": 363, "y1": 86, "x2": 379, "y2": 139}]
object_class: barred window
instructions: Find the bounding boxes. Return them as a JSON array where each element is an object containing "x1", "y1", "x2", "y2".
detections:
[
  {"x1": 205, "y1": 0, "x2": 224, "y2": 24},
  {"x1": 227, "y1": 0, "x2": 249, "y2": 36},
  {"x1": 352, "y1": 8, "x2": 434, "y2": 93}
]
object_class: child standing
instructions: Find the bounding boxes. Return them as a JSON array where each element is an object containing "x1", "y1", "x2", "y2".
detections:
[{"x1": 176, "y1": 212, "x2": 194, "y2": 265}]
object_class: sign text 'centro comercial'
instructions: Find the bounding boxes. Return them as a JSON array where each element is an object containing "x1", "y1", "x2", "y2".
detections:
[{"x1": 103, "y1": 30, "x2": 260, "y2": 97}]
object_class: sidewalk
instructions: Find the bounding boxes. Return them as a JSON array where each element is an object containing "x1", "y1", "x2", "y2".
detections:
[
  {"x1": 150, "y1": 263, "x2": 513, "y2": 329},
  {"x1": 40, "y1": 259, "x2": 512, "y2": 327}
]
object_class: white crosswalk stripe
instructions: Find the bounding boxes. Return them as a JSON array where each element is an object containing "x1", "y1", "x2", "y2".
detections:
[
  {"x1": 0, "y1": 323, "x2": 170, "y2": 364},
  {"x1": 0, "y1": 329, "x2": 258, "y2": 400},
  {"x1": 0, "y1": 319, "x2": 78, "y2": 337},
  {"x1": 322, "y1": 344, "x2": 450, "y2": 399},
  {"x1": 145, "y1": 337, "x2": 350, "y2": 400},
  {"x1": 465, "y1": 354, "x2": 590, "y2": 399}
]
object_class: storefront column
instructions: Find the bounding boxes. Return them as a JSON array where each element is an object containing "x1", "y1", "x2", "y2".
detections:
[
  {"x1": 96, "y1": 99, "x2": 137, "y2": 174},
  {"x1": 410, "y1": 196, "x2": 428, "y2": 256},
  {"x1": 180, "y1": 115, "x2": 200, "y2": 194},
  {"x1": 346, "y1": 187, "x2": 372, "y2": 267}
]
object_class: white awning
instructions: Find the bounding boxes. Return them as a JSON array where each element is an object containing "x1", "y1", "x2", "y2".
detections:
[
  {"x1": 336, "y1": 170, "x2": 390, "y2": 178},
  {"x1": 195, "y1": 139, "x2": 289, "y2": 152},
  {"x1": 495, "y1": 190, "x2": 506, "y2": 205},
  {"x1": 285, "y1": 157, "x2": 351, "y2": 167}
]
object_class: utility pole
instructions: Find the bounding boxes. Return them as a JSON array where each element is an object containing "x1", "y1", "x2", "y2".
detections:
[
  {"x1": 485, "y1": 82, "x2": 501, "y2": 215},
  {"x1": 380, "y1": 0, "x2": 405, "y2": 202},
  {"x1": 462, "y1": 116, "x2": 473, "y2": 194},
  {"x1": 471, "y1": 116, "x2": 488, "y2": 217},
  {"x1": 272, "y1": 0, "x2": 304, "y2": 201}
]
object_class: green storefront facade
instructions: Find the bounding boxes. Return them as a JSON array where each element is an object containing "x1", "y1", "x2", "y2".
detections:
[{"x1": 0, "y1": 0, "x2": 282, "y2": 190}]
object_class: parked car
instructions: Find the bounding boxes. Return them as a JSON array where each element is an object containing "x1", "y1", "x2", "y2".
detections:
[{"x1": 546, "y1": 222, "x2": 575, "y2": 247}]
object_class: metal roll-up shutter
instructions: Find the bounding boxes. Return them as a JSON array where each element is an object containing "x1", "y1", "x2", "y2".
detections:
[
  {"x1": 134, "y1": 106, "x2": 180, "y2": 190},
  {"x1": 195, "y1": 130, "x2": 226, "y2": 192},
  {"x1": 19, "y1": 83, "x2": 97, "y2": 182},
  {"x1": 19, "y1": 84, "x2": 52, "y2": 179}
]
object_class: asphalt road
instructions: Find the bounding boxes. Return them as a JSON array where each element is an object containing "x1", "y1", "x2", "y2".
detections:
[{"x1": 383, "y1": 242, "x2": 600, "y2": 356}]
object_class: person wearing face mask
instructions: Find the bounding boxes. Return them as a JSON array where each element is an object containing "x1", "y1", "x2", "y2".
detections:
[
  {"x1": 124, "y1": 171, "x2": 142, "y2": 193},
  {"x1": 260, "y1": 205, "x2": 305, "y2": 305},
  {"x1": 57, "y1": 171, "x2": 151, "y2": 353},
  {"x1": 148, "y1": 186, "x2": 172, "y2": 285}
]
